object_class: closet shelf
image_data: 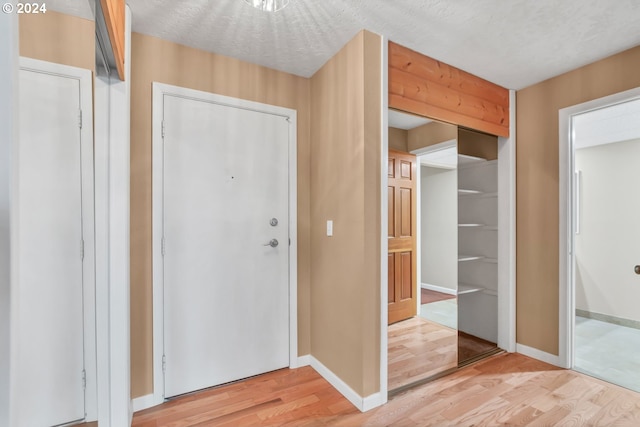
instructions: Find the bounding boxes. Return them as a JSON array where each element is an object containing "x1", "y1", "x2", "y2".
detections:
[
  {"x1": 458, "y1": 284, "x2": 498, "y2": 296},
  {"x1": 458, "y1": 255, "x2": 484, "y2": 262},
  {"x1": 457, "y1": 284, "x2": 484, "y2": 294},
  {"x1": 458, "y1": 224, "x2": 498, "y2": 231},
  {"x1": 458, "y1": 189, "x2": 498, "y2": 198},
  {"x1": 458, "y1": 255, "x2": 498, "y2": 263}
]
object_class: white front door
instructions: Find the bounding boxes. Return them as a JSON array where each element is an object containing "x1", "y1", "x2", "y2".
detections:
[
  {"x1": 16, "y1": 62, "x2": 94, "y2": 426},
  {"x1": 161, "y1": 92, "x2": 291, "y2": 398}
]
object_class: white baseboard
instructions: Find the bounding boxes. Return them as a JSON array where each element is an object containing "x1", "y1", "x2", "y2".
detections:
[
  {"x1": 421, "y1": 283, "x2": 457, "y2": 295},
  {"x1": 516, "y1": 343, "x2": 562, "y2": 367},
  {"x1": 131, "y1": 393, "x2": 158, "y2": 413},
  {"x1": 362, "y1": 391, "x2": 386, "y2": 412},
  {"x1": 309, "y1": 356, "x2": 383, "y2": 413},
  {"x1": 296, "y1": 354, "x2": 311, "y2": 367}
]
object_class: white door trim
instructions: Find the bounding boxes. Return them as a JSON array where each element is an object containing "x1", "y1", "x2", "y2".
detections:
[
  {"x1": 1, "y1": 11, "x2": 18, "y2": 427},
  {"x1": 497, "y1": 89, "x2": 517, "y2": 353},
  {"x1": 379, "y1": 35, "x2": 389, "y2": 408},
  {"x1": 558, "y1": 86, "x2": 640, "y2": 368},
  {"x1": 16, "y1": 57, "x2": 97, "y2": 422},
  {"x1": 151, "y1": 82, "x2": 298, "y2": 407}
]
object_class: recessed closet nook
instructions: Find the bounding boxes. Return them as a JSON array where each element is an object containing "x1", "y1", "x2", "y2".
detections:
[{"x1": 386, "y1": 41, "x2": 513, "y2": 393}]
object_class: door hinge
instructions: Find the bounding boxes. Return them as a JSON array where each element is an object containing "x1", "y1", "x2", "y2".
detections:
[
  {"x1": 161, "y1": 237, "x2": 166, "y2": 256},
  {"x1": 162, "y1": 355, "x2": 166, "y2": 373},
  {"x1": 161, "y1": 120, "x2": 166, "y2": 138},
  {"x1": 81, "y1": 239, "x2": 85, "y2": 260},
  {"x1": 82, "y1": 369, "x2": 86, "y2": 389},
  {"x1": 78, "y1": 109, "x2": 83, "y2": 129}
]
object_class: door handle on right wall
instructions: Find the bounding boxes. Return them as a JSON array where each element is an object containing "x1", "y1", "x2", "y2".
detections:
[{"x1": 635, "y1": 265, "x2": 640, "y2": 275}]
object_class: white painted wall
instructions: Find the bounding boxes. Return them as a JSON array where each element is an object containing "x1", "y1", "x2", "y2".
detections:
[
  {"x1": 575, "y1": 138, "x2": 640, "y2": 322},
  {"x1": 0, "y1": 11, "x2": 18, "y2": 427},
  {"x1": 420, "y1": 165, "x2": 457, "y2": 293}
]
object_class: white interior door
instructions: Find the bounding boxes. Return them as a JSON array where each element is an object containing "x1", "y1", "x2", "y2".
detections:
[
  {"x1": 16, "y1": 66, "x2": 88, "y2": 426},
  {"x1": 162, "y1": 94, "x2": 290, "y2": 398}
]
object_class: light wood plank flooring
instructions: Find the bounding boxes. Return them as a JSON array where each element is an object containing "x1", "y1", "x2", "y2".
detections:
[
  {"x1": 132, "y1": 352, "x2": 640, "y2": 426},
  {"x1": 388, "y1": 316, "x2": 457, "y2": 390}
]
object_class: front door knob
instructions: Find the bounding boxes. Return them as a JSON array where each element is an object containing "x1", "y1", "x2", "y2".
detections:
[
  {"x1": 264, "y1": 239, "x2": 279, "y2": 248},
  {"x1": 635, "y1": 265, "x2": 640, "y2": 275}
]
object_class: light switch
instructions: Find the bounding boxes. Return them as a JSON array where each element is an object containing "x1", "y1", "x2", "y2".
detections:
[{"x1": 326, "y1": 220, "x2": 333, "y2": 237}]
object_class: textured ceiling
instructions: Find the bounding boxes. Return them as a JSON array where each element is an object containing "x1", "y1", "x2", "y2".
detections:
[
  {"x1": 47, "y1": 0, "x2": 93, "y2": 20},
  {"x1": 50, "y1": 0, "x2": 640, "y2": 90}
]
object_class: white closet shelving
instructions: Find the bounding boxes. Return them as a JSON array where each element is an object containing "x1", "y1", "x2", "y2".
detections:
[{"x1": 457, "y1": 153, "x2": 498, "y2": 344}]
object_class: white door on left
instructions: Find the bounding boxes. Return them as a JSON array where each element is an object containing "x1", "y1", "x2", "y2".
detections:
[{"x1": 15, "y1": 62, "x2": 94, "y2": 426}]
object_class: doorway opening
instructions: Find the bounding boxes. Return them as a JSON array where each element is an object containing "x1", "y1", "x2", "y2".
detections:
[
  {"x1": 560, "y1": 88, "x2": 640, "y2": 393},
  {"x1": 386, "y1": 110, "x2": 505, "y2": 393}
]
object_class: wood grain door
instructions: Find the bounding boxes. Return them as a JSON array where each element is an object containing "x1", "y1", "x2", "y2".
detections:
[{"x1": 388, "y1": 150, "x2": 417, "y2": 324}]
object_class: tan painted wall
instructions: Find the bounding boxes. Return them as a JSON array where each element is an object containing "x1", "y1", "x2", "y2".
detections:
[
  {"x1": 407, "y1": 120, "x2": 457, "y2": 152},
  {"x1": 389, "y1": 127, "x2": 408, "y2": 152},
  {"x1": 516, "y1": 45, "x2": 640, "y2": 355},
  {"x1": 129, "y1": 33, "x2": 311, "y2": 398},
  {"x1": 19, "y1": 11, "x2": 94, "y2": 70},
  {"x1": 310, "y1": 30, "x2": 381, "y2": 397}
]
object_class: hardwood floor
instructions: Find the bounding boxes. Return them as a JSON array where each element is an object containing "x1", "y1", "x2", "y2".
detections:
[
  {"x1": 388, "y1": 316, "x2": 457, "y2": 390},
  {"x1": 132, "y1": 352, "x2": 640, "y2": 426}
]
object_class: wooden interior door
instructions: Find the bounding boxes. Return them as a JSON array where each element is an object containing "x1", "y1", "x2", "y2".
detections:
[{"x1": 388, "y1": 150, "x2": 417, "y2": 324}]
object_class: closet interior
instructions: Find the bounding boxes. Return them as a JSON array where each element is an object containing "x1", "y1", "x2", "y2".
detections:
[{"x1": 387, "y1": 110, "x2": 501, "y2": 392}]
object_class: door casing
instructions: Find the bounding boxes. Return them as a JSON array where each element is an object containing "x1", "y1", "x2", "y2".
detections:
[{"x1": 151, "y1": 82, "x2": 298, "y2": 406}]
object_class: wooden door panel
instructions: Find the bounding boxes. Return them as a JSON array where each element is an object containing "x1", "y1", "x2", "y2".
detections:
[
  {"x1": 400, "y1": 187, "x2": 412, "y2": 237},
  {"x1": 400, "y1": 252, "x2": 412, "y2": 300},
  {"x1": 400, "y1": 160, "x2": 412, "y2": 179},
  {"x1": 388, "y1": 150, "x2": 417, "y2": 324},
  {"x1": 388, "y1": 186, "x2": 395, "y2": 237},
  {"x1": 388, "y1": 253, "x2": 396, "y2": 303}
]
